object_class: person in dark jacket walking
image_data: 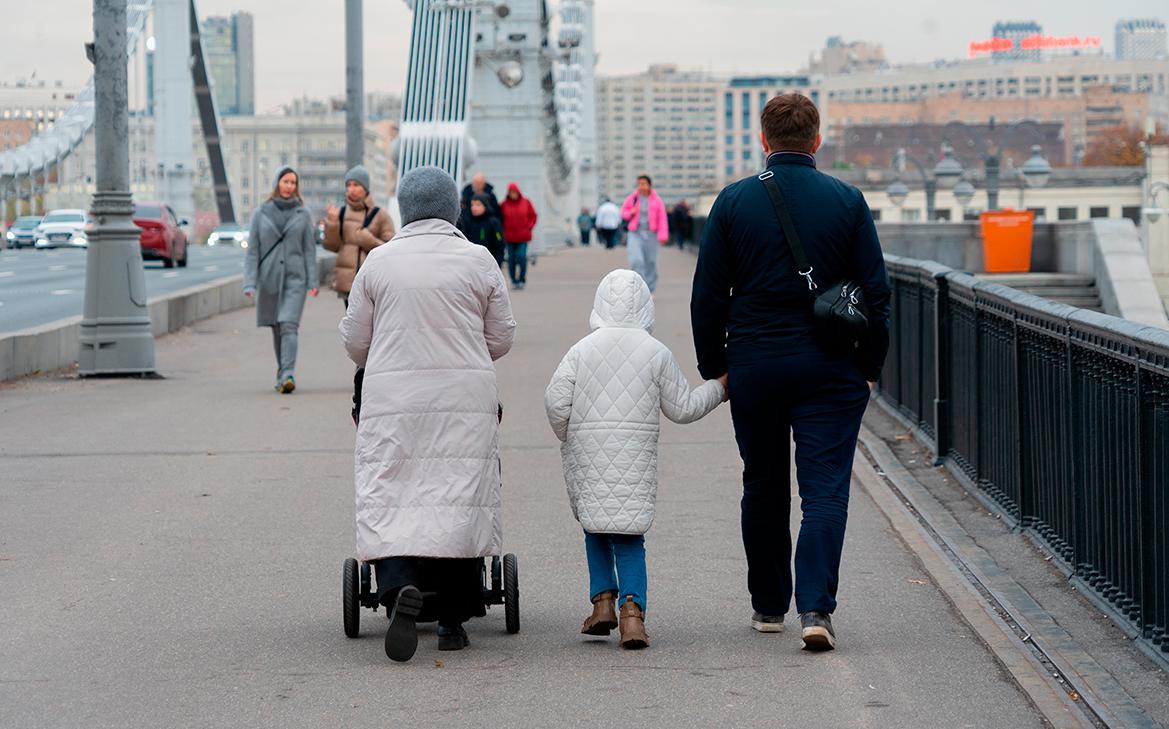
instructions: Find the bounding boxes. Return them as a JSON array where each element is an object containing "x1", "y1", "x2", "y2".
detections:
[
  {"x1": 690, "y1": 93, "x2": 891, "y2": 652},
  {"x1": 243, "y1": 167, "x2": 319, "y2": 394},
  {"x1": 576, "y1": 208, "x2": 594, "y2": 247},
  {"x1": 671, "y1": 200, "x2": 693, "y2": 250},
  {"x1": 460, "y1": 193, "x2": 505, "y2": 265},
  {"x1": 460, "y1": 173, "x2": 503, "y2": 223},
  {"x1": 500, "y1": 182, "x2": 537, "y2": 289}
]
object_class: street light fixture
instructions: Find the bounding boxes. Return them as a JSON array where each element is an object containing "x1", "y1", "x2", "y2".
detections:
[
  {"x1": 497, "y1": 60, "x2": 524, "y2": 88},
  {"x1": 885, "y1": 147, "x2": 951, "y2": 220},
  {"x1": 953, "y1": 178, "x2": 976, "y2": 208},
  {"x1": 933, "y1": 142, "x2": 964, "y2": 190},
  {"x1": 886, "y1": 179, "x2": 909, "y2": 208},
  {"x1": 1020, "y1": 144, "x2": 1052, "y2": 189}
]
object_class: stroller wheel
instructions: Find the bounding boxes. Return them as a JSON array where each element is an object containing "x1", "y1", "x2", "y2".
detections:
[
  {"x1": 343, "y1": 558, "x2": 360, "y2": 638},
  {"x1": 503, "y1": 553, "x2": 520, "y2": 634}
]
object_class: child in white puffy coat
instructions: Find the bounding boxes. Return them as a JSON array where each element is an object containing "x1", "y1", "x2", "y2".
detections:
[{"x1": 544, "y1": 269, "x2": 727, "y2": 649}]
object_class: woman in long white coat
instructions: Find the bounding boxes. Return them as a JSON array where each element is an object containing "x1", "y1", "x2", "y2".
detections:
[{"x1": 340, "y1": 167, "x2": 516, "y2": 662}]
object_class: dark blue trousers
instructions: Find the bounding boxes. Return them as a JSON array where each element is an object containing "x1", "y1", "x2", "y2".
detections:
[{"x1": 728, "y1": 349, "x2": 870, "y2": 617}]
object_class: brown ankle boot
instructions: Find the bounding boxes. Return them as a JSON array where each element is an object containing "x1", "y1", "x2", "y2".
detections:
[
  {"x1": 581, "y1": 591, "x2": 618, "y2": 635},
  {"x1": 618, "y1": 596, "x2": 649, "y2": 649}
]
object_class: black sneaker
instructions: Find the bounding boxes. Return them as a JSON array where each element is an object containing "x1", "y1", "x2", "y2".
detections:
[
  {"x1": 384, "y1": 586, "x2": 424, "y2": 662},
  {"x1": 750, "y1": 612, "x2": 785, "y2": 633},
  {"x1": 437, "y1": 623, "x2": 470, "y2": 651},
  {"x1": 799, "y1": 612, "x2": 836, "y2": 651}
]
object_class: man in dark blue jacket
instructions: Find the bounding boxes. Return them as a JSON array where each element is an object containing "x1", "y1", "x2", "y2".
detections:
[{"x1": 691, "y1": 93, "x2": 890, "y2": 651}]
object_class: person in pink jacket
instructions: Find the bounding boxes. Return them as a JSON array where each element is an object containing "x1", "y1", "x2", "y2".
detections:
[{"x1": 621, "y1": 175, "x2": 670, "y2": 293}]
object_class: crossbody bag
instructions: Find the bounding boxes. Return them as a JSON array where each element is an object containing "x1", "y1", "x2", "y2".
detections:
[{"x1": 758, "y1": 170, "x2": 869, "y2": 354}]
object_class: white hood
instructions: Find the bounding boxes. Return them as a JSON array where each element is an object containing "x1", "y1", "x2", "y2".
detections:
[
  {"x1": 589, "y1": 269, "x2": 655, "y2": 334},
  {"x1": 545, "y1": 268, "x2": 724, "y2": 535}
]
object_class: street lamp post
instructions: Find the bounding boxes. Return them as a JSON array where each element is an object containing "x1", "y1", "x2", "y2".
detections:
[
  {"x1": 979, "y1": 118, "x2": 1051, "y2": 211},
  {"x1": 345, "y1": 0, "x2": 364, "y2": 169},
  {"x1": 79, "y1": 0, "x2": 155, "y2": 375},
  {"x1": 886, "y1": 144, "x2": 965, "y2": 221}
]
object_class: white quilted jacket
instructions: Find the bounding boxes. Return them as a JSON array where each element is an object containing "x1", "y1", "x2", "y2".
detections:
[{"x1": 544, "y1": 269, "x2": 724, "y2": 535}]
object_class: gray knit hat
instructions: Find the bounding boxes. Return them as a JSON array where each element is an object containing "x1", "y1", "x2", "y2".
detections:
[
  {"x1": 272, "y1": 165, "x2": 297, "y2": 189},
  {"x1": 397, "y1": 166, "x2": 460, "y2": 226},
  {"x1": 344, "y1": 164, "x2": 371, "y2": 195}
]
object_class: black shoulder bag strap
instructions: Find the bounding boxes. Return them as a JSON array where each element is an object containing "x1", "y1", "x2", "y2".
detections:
[
  {"x1": 338, "y1": 204, "x2": 381, "y2": 243},
  {"x1": 758, "y1": 170, "x2": 818, "y2": 293},
  {"x1": 257, "y1": 213, "x2": 290, "y2": 270},
  {"x1": 757, "y1": 169, "x2": 870, "y2": 352}
]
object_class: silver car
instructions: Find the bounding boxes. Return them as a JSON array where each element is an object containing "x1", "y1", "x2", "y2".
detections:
[
  {"x1": 35, "y1": 209, "x2": 92, "y2": 249},
  {"x1": 207, "y1": 222, "x2": 250, "y2": 249}
]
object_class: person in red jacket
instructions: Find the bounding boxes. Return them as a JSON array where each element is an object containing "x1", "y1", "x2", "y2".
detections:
[{"x1": 501, "y1": 182, "x2": 538, "y2": 290}]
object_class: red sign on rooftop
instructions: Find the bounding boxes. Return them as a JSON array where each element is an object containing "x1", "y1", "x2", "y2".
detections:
[{"x1": 968, "y1": 34, "x2": 1102, "y2": 59}]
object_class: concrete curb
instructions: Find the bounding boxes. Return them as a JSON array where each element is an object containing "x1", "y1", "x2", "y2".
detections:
[{"x1": 0, "y1": 254, "x2": 335, "y2": 383}]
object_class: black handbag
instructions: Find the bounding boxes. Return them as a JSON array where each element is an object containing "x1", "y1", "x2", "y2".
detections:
[{"x1": 759, "y1": 171, "x2": 869, "y2": 354}]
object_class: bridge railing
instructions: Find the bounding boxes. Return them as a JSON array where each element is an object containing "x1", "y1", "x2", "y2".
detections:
[{"x1": 879, "y1": 253, "x2": 1169, "y2": 657}]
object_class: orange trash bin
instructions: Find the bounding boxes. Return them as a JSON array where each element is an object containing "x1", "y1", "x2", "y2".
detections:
[{"x1": 980, "y1": 210, "x2": 1035, "y2": 273}]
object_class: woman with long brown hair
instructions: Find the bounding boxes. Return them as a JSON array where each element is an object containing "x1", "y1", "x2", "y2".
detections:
[{"x1": 243, "y1": 167, "x2": 319, "y2": 393}]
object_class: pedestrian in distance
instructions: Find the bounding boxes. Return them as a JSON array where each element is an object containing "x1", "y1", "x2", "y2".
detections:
[
  {"x1": 500, "y1": 182, "x2": 537, "y2": 290},
  {"x1": 576, "y1": 208, "x2": 594, "y2": 247},
  {"x1": 671, "y1": 199, "x2": 693, "y2": 250},
  {"x1": 691, "y1": 93, "x2": 891, "y2": 651},
  {"x1": 340, "y1": 166, "x2": 516, "y2": 663},
  {"x1": 545, "y1": 269, "x2": 728, "y2": 650},
  {"x1": 323, "y1": 165, "x2": 395, "y2": 310},
  {"x1": 460, "y1": 172, "x2": 502, "y2": 224},
  {"x1": 593, "y1": 197, "x2": 621, "y2": 250},
  {"x1": 243, "y1": 166, "x2": 319, "y2": 394},
  {"x1": 621, "y1": 175, "x2": 669, "y2": 293},
  {"x1": 460, "y1": 193, "x2": 506, "y2": 266}
]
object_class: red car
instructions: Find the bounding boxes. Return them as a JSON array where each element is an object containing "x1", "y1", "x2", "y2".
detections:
[{"x1": 133, "y1": 202, "x2": 189, "y2": 268}]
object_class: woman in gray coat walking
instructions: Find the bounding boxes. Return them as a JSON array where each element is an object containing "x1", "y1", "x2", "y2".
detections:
[{"x1": 244, "y1": 167, "x2": 319, "y2": 393}]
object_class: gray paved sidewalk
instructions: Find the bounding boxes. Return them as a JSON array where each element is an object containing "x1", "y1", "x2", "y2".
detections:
[{"x1": 0, "y1": 246, "x2": 1044, "y2": 728}]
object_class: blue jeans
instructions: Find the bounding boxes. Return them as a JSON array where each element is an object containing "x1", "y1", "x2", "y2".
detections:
[
  {"x1": 583, "y1": 531, "x2": 647, "y2": 612},
  {"x1": 507, "y1": 242, "x2": 528, "y2": 285},
  {"x1": 626, "y1": 230, "x2": 658, "y2": 292},
  {"x1": 728, "y1": 348, "x2": 870, "y2": 616}
]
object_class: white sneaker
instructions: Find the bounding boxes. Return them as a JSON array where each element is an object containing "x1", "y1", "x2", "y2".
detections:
[{"x1": 751, "y1": 612, "x2": 784, "y2": 633}]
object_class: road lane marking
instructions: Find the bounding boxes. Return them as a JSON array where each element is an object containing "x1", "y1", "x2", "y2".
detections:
[
  {"x1": 50, "y1": 289, "x2": 75, "y2": 296},
  {"x1": 162, "y1": 272, "x2": 179, "y2": 279},
  {"x1": 49, "y1": 265, "x2": 67, "y2": 271},
  {"x1": 0, "y1": 271, "x2": 14, "y2": 277},
  {"x1": 203, "y1": 265, "x2": 220, "y2": 272}
]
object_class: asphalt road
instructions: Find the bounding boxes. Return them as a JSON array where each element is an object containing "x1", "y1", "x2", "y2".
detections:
[
  {"x1": 0, "y1": 245, "x2": 248, "y2": 334},
  {"x1": 0, "y1": 246, "x2": 1046, "y2": 728}
]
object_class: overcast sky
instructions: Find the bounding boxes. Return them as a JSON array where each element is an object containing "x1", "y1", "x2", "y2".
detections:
[{"x1": 3, "y1": 0, "x2": 1166, "y2": 111}]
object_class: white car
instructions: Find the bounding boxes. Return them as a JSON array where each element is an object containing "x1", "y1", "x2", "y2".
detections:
[
  {"x1": 35, "y1": 209, "x2": 92, "y2": 249},
  {"x1": 207, "y1": 222, "x2": 249, "y2": 248}
]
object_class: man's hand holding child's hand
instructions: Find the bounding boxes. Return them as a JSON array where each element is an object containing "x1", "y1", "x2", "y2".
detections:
[{"x1": 717, "y1": 374, "x2": 729, "y2": 402}]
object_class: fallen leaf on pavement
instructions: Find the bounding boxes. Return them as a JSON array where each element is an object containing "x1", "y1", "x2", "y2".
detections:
[
  {"x1": 908, "y1": 579, "x2": 928, "y2": 585},
  {"x1": 435, "y1": 660, "x2": 445, "y2": 668}
]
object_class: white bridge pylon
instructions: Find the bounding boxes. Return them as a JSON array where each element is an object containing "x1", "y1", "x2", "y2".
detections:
[{"x1": 395, "y1": 0, "x2": 597, "y2": 252}]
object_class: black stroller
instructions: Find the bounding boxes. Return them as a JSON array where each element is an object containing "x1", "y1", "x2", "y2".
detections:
[{"x1": 341, "y1": 368, "x2": 520, "y2": 639}]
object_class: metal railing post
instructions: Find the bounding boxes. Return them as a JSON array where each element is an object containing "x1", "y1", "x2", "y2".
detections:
[{"x1": 933, "y1": 270, "x2": 950, "y2": 464}]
